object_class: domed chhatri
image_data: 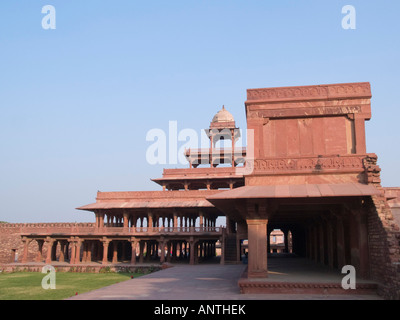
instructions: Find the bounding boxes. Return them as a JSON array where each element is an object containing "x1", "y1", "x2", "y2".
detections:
[
  {"x1": 210, "y1": 105, "x2": 237, "y2": 130},
  {"x1": 211, "y1": 105, "x2": 235, "y2": 123},
  {"x1": 183, "y1": 104, "x2": 244, "y2": 168}
]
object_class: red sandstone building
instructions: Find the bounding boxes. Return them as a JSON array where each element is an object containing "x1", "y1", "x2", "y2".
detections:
[{"x1": 1, "y1": 82, "x2": 400, "y2": 299}]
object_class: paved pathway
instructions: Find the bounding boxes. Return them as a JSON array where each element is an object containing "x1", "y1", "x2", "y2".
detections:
[{"x1": 67, "y1": 262, "x2": 382, "y2": 300}]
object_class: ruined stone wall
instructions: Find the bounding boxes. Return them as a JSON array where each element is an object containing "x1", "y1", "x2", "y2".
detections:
[
  {"x1": 367, "y1": 195, "x2": 400, "y2": 299},
  {"x1": 362, "y1": 155, "x2": 400, "y2": 299},
  {"x1": 0, "y1": 224, "x2": 31, "y2": 264},
  {"x1": 0, "y1": 223, "x2": 93, "y2": 264}
]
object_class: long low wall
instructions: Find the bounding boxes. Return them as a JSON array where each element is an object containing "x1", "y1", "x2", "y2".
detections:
[
  {"x1": 0, "y1": 223, "x2": 94, "y2": 264},
  {"x1": 0, "y1": 263, "x2": 163, "y2": 274}
]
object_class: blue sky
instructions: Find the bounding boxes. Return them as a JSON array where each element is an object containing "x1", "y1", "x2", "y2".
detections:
[{"x1": 0, "y1": 1, "x2": 399, "y2": 222}]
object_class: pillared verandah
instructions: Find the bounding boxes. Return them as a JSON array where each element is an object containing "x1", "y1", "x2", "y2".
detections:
[{"x1": 17, "y1": 82, "x2": 400, "y2": 299}]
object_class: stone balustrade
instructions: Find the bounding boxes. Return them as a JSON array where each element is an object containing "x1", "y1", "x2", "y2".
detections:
[{"x1": 19, "y1": 225, "x2": 223, "y2": 236}]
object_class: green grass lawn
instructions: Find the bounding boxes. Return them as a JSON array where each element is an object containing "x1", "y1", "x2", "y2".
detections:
[{"x1": 0, "y1": 271, "x2": 144, "y2": 300}]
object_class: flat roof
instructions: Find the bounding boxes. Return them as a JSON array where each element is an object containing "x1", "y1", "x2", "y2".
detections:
[{"x1": 206, "y1": 183, "x2": 382, "y2": 200}]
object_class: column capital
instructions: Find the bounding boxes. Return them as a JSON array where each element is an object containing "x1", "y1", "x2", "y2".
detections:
[
  {"x1": 68, "y1": 236, "x2": 77, "y2": 243},
  {"x1": 246, "y1": 219, "x2": 268, "y2": 225},
  {"x1": 45, "y1": 237, "x2": 55, "y2": 244}
]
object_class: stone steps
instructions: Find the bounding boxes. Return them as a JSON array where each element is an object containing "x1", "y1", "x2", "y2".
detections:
[
  {"x1": 224, "y1": 236, "x2": 237, "y2": 262},
  {"x1": 238, "y1": 267, "x2": 379, "y2": 295}
]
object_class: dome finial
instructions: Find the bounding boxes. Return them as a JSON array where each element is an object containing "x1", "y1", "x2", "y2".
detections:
[{"x1": 211, "y1": 105, "x2": 235, "y2": 124}]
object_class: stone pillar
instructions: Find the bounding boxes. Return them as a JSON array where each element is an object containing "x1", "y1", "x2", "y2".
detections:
[
  {"x1": 75, "y1": 239, "x2": 82, "y2": 264},
  {"x1": 102, "y1": 239, "x2": 110, "y2": 264},
  {"x1": 45, "y1": 237, "x2": 55, "y2": 264},
  {"x1": 148, "y1": 211, "x2": 153, "y2": 229},
  {"x1": 112, "y1": 241, "x2": 118, "y2": 263},
  {"x1": 99, "y1": 213, "x2": 104, "y2": 229},
  {"x1": 159, "y1": 239, "x2": 166, "y2": 263},
  {"x1": 69, "y1": 239, "x2": 76, "y2": 264},
  {"x1": 139, "y1": 241, "x2": 144, "y2": 263},
  {"x1": 247, "y1": 219, "x2": 268, "y2": 278},
  {"x1": 199, "y1": 211, "x2": 204, "y2": 229},
  {"x1": 210, "y1": 135, "x2": 214, "y2": 168},
  {"x1": 173, "y1": 212, "x2": 178, "y2": 228},
  {"x1": 231, "y1": 128, "x2": 235, "y2": 167},
  {"x1": 130, "y1": 238, "x2": 137, "y2": 265},
  {"x1": 95, "y1": 212, "x2": 100, "y2": 229},
  {"x1": 189, "y1": 239, "x2": 197, "y2": 265},
  {"x1": 123, "y1": 211, "x2": 129, "y2": 230}
]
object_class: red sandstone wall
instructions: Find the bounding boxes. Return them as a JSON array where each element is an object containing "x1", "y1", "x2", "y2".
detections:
[
  {"x1": 0, "y1": 223, "x2": 93, "y2": 264},
  {"x1": 262, "y1": 116, "x2": 354, "y2": 157},
  {"x1": 367, "y1": 195, "x2": 400, "y2": 299},
  {"x1": 0, "y1": 224, "x2": 34, "y2": 264}
]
